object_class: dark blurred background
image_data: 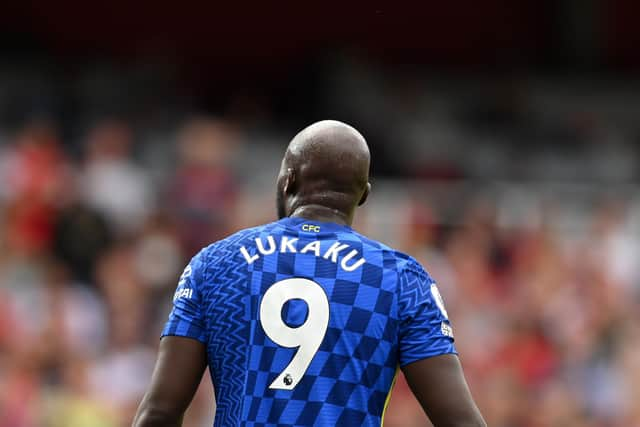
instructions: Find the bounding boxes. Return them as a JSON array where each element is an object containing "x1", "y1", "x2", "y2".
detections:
[{"x1": 1, "y1": 2, "x2": 640, "y2": 426}]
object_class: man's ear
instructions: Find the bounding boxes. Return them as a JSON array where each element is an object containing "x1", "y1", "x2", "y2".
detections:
[
  {"x1": 358, "y1": 182, "x2": 371, "y2": 206},
  {"x1": 283, "y1": 168, "x2": 296, "y2": 195}
]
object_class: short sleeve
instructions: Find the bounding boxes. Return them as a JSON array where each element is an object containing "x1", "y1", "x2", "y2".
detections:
[
  {"x1": 398, "y1": 260, "x2": 456, "y2": 366},
  {"x1": 161, "y1": 250, "x2": 208, "y2": 343}
]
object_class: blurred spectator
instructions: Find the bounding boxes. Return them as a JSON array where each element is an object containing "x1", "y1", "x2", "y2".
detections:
[
  {"x1": 168, "y1": 118, "x2": 239, "y2": 254},
  {"x1": 41, "y1": 357, "x2": 119, "y2": 427},
  {"x1": 52, "y1": 202, "x2": 112, "y2": 284},
  {"x1": 91, "y1": 243, "x2": 155, "y2": 423},
  {"x1": 133, "y1": 214, "x2": 182, "y2": 291},
  {"x1": 1, "y1": 121, "x2": 72, "y2": 255},
  {"x1": 82, "y1": 120, "x2": 154, "y2": 234}
]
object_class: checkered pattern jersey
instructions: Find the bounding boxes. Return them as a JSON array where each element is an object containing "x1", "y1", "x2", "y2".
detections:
[{"x1": 162, "y1": 217, "x2": 456, "y2": 427}]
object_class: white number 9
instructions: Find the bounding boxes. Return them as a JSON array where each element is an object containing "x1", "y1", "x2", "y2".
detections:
[{"x1": 259, "y1": 278, "x2": 329, "y2": 390}]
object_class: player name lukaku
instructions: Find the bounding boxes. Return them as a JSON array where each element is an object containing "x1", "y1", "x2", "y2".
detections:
[{"x1": 240, "y1": 236, "x2": 366, "y2": 272}]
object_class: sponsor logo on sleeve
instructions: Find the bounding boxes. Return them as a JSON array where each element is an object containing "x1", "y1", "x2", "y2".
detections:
[
  {"x1": 174, "y1": 265, "x2": 194, "y2": 301},
  {"x1": 178, "y1": 265, "x2": 192, "y2": 286},
  {"x1": 173, "y1": 288, "x2": 194, "y2": 301},
  {"x1": 441, "y1": 322, "x2": 454, "y2": 338},
  {"x1": 430, "y1": 283, "x2": 449, "y2": 319}
]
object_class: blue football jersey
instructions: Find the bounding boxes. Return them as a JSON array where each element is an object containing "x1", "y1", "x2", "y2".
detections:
[{"x1": 162, "y1": 217, "x2": 456, "y2": 427}]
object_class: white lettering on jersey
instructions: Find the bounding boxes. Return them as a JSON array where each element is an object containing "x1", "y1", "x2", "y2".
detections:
[
  {"x1": 341, "y1": 250, "x2": 366, "y2": 272},
  {"x1": 300, "y1": 240, "x2": 321, "y2": 256},
  {"x1": 256, "y1": 236, "x2": 277, "y2": 255},
  {"x1": 322, "y1": 242, "x2": 350, "y2": 263},
  {"x1": 173, "y1": 288, "x2": 193, "y2": 301},
  {"x1": 280, "y1": 237, "x2": 299, "y2": 253},
  {"x1": 240, "y1": 246, "x2": 259, "y2": 264},
  {"x1": 238, "y1": 235, "x2": 367, "y2": 272}
]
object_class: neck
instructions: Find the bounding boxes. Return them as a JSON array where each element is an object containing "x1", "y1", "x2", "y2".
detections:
[{"x1": 289, "y1": 204, "x2": 353, "y2": 226}]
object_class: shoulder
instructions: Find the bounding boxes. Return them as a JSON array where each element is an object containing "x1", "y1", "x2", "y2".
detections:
[
  {"x1": 396, "y1": 254, "x2": 431, "y2": 278},
  {"x1": 201, "y1": 222, "x2": 276, "y2": 253},
  {"x1": 194, "y1": 221, "x2": 281, "y2": 266},
  {"x1": 346, "y1": 229, "x2": 431, "y2": 276}
]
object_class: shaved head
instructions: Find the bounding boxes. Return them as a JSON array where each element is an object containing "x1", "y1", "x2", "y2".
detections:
[{"x1": 277, "y1": 120, "x2": 371, "y2": 225}]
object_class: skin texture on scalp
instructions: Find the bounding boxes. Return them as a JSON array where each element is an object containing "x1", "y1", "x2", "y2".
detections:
[{"x1": 276, "y1": 120, "x2": 371, "y2": 225}]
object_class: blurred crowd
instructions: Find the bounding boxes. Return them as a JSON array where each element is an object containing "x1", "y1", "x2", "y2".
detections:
[
  {"x1": 1, "y1": 61, "x2": 640, "y2": 427},
  {"x1": 0, "y1": 117, "x2": 242, "y2": 426},
  {"x1": 383, "y1": 190, "x2": 640, "y2": 427}
]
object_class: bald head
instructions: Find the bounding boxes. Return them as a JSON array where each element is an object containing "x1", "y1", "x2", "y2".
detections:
[{"x1": 276, "y1": 120, "x2": 371, "y2": 224}]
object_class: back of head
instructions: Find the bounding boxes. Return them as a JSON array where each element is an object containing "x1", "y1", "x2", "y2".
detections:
[{"x1": 276, "y1": 120, "x2": 371, "y2": 225}]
